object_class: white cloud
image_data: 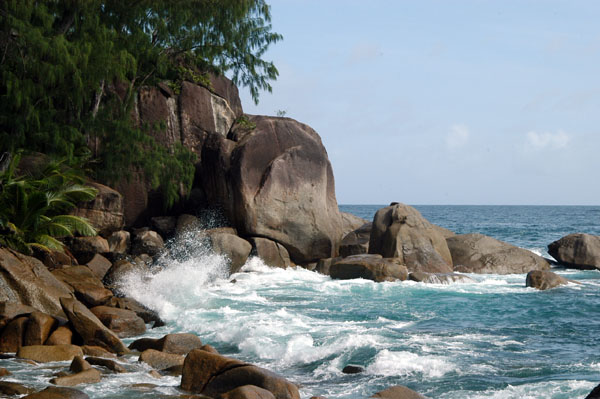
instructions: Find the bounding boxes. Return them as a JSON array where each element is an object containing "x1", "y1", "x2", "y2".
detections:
[
  {"x1": 526, "y1": 130, "x2": 571, "y2": 150},
  {"x1": 446, "y1": 124, "x2": 470, "y2": 150}
]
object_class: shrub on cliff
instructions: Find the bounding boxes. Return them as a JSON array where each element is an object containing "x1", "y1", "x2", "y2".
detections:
[
  {"x1": 0, "y1": 152, "x2": 97, "y2": 254},
  {"x1": 0, "y1": 1, "x2": 281, "y2": 208}
]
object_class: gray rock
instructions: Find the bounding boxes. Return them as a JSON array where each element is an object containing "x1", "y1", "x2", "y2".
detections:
[
  {"x1": 548, "y1": 233, "x2": 600, "y2": 269},
  {"x1": 207, "y1": 231, "x2": 252, "y2": 274},
  {"x1": 250, "y1": 237, "x2": 292, "y2": 268},
  {"x1": 131, "y1": 230, "x2": 164, "y2": 256},
  {"x1": 70, "y1": 181, "x2": 124, "y2": 237},
  {"x1": 369, "y1": 204, "x2": 453, "y2": 273},
  {"x1": 447, "y1": 233, "x2": 550, "y2": 274},
  {"x1": 106, "y1": 231, "x2": 130, "y2": 255},
  {"x1": 526, "y1": 270, "x2": 569, "y2": 290},
  {"x1": 314, "y1": 257, "x2": 341, "y2": 276},
  {"x1": 340, "y1": 212, "x2": 368, "y2": 239},
  {"x1": 340, "y1": 222, "x2": 371, "y2": 257},
  {"x1": 330, "y1": 255, "x2": 408, "y2": 282},
  {"x1": 371, "y1": 385, "x2": 426, "y2": 399}
]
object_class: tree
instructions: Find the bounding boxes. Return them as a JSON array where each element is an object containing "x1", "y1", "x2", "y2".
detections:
[{"x1": 0, "y1": 0, "x2": 281, "y2": 207}]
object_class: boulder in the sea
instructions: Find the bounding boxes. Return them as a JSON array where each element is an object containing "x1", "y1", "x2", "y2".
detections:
[
  {"x1": 106, "y1": 297, "x2": 164, "y2": 327},
  {"x1": 70, "y1": 356, "x2": 92, "y2": 372},
  {"x1": 129, "y1": 333, "x2": 203, "y2": 355},
  {"x1": 131, "y1": 229, "x2": 164, "y2": 257},
  {"x1": 339, "y1": 222, "x2": 371, "y2": 257},
  {"x1": 408, "y1": 271, "x2": 476, "y2": 284},
  {"x1": 17, "y1": 344, "x2": 83, "y2": 363},
  {"x1": 139, "y1": 349, "x2": 185, "y2": 370},
  {"x1": 585, "y1": 383, "x2": 600, "y2": 399},
  {"x1": 206, "y1": 230, "x2": 252, "y2": 274},
  {"x1": 548, "y1": 233, "x2": 600, "y2": 270},
  {"x1": 24, "y1": 311, "x2": 57, "y2": 346},
  {"x1": 342, "y1": 365, "x2": 364, "y2": 374},
  {"x1": 0, "y1": 382, "x2": 34, "y2": 396},
  {"x1": 89, "y1": 306, "x2": 146, "y2": 338},
  {"x1": 371, "y1": 385, "x2": 426, "y2": 399},
  {"x1": 59, "y1": 297, "x2": 128, "y2": 355},
  {"x1": 447, "y1": 233, "x2": 550, "y2": 274},
  {"x1": 314, "y1": 257, "x2": 341, "y2": 276},
  {"x1": 250, "y1": 237, "x2": 292, "y2": 268},
  {"x1": 50, "y1": 368, "x2": 102, "y2": 387},
  {"x1": 0, "y1": 248, "x2": 73, "y2": 318},
  {"x1": 22, "y1": 386, "x2": 90, "y2": 399},
  {"x1": 181, "y1": 349, "x2": 300, "y2": 399},
  {"x1": 526, "y1": 270, "x2": 569, "y2": 290},
  {"x1": 221, "y1": 385, "x2": 277, "y2": 399},
  {"x1": 85, "y1": 356, "x2": 127, "y2": 373},
  {"x1": 329, "y1": 255, "x2": 408, "y2": 282},
  {"x1": 369, "y1": 204, "x2": 453, "y2": 273}
]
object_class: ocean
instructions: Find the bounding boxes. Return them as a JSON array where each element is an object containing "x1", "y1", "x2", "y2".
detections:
[{"x1": 2, "y1": 205, "x2": 600, "y2": 398}]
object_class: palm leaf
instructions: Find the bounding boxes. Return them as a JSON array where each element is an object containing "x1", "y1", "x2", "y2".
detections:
[{"x1": 49, "y1": 215, "x2": 97, "y2": 236}]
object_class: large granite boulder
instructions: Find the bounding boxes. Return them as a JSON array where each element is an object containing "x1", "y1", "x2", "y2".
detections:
[
  {"x1": 24, "y1": 311, "x2": 57, "y2": 346},
  {"x1": 548, "y1": 233, "x2": 600, "y2": 270},
  {"x1": 447, "y1": 233, "x2": 550, "y2": 274},
  {"x1": 526, "y1": 270, "x2": 569, "y2": 290},
  {"x1": 227, "y1": 116, "x2": 343, "y2": 263},
  {"x1": 23, "y1": 386, "x2": 90, "y2": 399},
  {"x1": 89, "y1": 306, "x2": 146, "y2": 338},
  {"x1": 0, "y1": 248, "x2": 73, "y2": 318},
  {"x1": 368, "y1": 204, "x2": 452, "y2": 273},
  {"x1": 71, "y1": 182, "x2": 124, "y2": 236},
  {"x1": 129, "y1": 333, "x2": 203, "y2": 355},
  {"x1": 205, "y1": 230, "x2": 252, "y2": 274},
  {"x1": 249, "y1": 237, "x2": 292, "y2": 268},
  {"x1": 17, "y1": 345, "x2": 83, "y2": 363},
  {"x1": 340, "y1": 212, "x2": 368, "y2": 239},
  {"x1": 52, "y1": 266, "x2": 113, "y2": 308},
  {"x1": 340, "y1": 222, "x2": 372, "y2": 257},
  {"x1": 181, "y1": 349, "x2": 299, "y2": 399},
  {"x1": 330, "y1": 254, "x2": 408, "y2": 282}
]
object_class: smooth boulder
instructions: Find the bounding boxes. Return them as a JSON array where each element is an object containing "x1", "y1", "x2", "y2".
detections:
[
  {"x1": 369, "y1": 204, "x2": 452, "y2": 273},
  {"x1": 89, "y1": 306, "x2": 146, "y2": 338},
  {"x1": 330, "y1": 255, "x2": 408, "y2": 282},
  {"x1": 52, "y1": 266, "x2": 113, "y2": 307},
  {"x1": 207, "y1": 231, "x2": 252, "y2": 274},
  {"x1": 221, "y1": 385, "x2": 276, "y2": 399},
  {"x1": 447, "y1": 233, "x2": 550, "y2": 274},
  {"x1": 526, "y1": 270, "x2": 569, "y2": 290},
  {"x1": 17, "y1": 345, "x2": 83, "y2": 363},
  {"x1": 548, "y1": 233, "x2": 600, "y2": 270},
  {"x1": 129, "y1": 333, "x2": 203, "y2": 355},
  {"x1": 71, "y1": 182, "x2": 124, "y2": 237},
  {"x1": 339, "y1": 222, "x2": 371, "y2": 257},
  {"x1": 50, "y1": 369, "x2": 101, "y2": 387},
  {"x1": 371, "y1": 385, "x2": 426, "y2": 399},
  {"x1": 250, "y1": 237, "x2": 292, "y2": 268},
  {"x1": 23, "y1": 387, "x2": 90, "y2": 399}
]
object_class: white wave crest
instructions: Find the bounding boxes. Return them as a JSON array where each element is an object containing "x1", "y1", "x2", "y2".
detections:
[{"x1": 367, "y1": 349, "x2": 455, "y2": 378}]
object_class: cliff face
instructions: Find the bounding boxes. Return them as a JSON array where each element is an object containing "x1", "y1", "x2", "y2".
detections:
[{"x1": 116, "y1": 75, "x2": 343, "y2": 263}]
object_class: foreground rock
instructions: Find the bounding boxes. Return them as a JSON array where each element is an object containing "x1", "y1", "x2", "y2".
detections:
[
  {"x1": 60, "y1": 298, "x2": 127, "y2": 354},
  {"x1": 50, "y1": 368, "x2": 102, "y2": 387},
  {"x1": 221, "y1": 385, "x2": 276, "y2": 399},
  {"x1": 205, "y1": 230, "x2": 252, "y2": 274},
  {"x1": 548, "y1": 233, "x2": 600, "y2": 270},
  {"x1": 408, "y1": 271, "x2": 476, "y2": 284},
  {"x1": 526, "y1": 270, "x2": 569, "y2": 290},
  {"x1": 0, "y1": 381, "x2": 34, "y2": 395},
  {"x1": 181, "y1": 349, "x2": 299, "y2": 399},
  {"x1": 0, "y1": 248, "x2": 73, "y2": 318},
  {"x1": 90, "y1": 306, "x2": 146, "y2": 338},
  {"x1": 585, "y1": 383, "x2": 600, "y2": 399},
  {"x1": 371, "y1": 385, "x2": 426, "y2": 399},
  {"x1": 369, "y1": 204, "x2": 453, "y2": 273},
  {"x1": 139, "y1": 349, "x2": 184, "y2": 370},
  {"x1": 330, "y1": 255, "x2": 408, "y2": 282},
  {"x1": 129, "y1": 333, "x2": 203, "y2": 355},
  {"x1": 447, "y1": 233, "x2": 550, "y2": 274},
  {"x1": 23, "y1": 386, "x2": 90, "y2": 399},
  {"x1": 17, "y1": 345, "x2": 83, "y2": 362}
]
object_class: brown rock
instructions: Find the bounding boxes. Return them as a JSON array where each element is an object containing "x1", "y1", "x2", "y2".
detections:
[
  {"x1": 314, "y1": 257, "x2": 341, "y2": 276},
  {"x1": 68, "y1": 236, "x2": 110, "y2": 264},
  {"x1": 69, "y1": 356, "x2": 91, "y2": 372},
  {"x1": 220, "y1": 385, "x2": 276, "y2": 399},
  {"x1": 17, "y1": 345, "x2": 83, "y2": 362},
  {"x1": 0, "y1": 367, "x2": 11, "y2": 376},
  {"x1": 0, "y1": 316, "x2": 28, "y2": 353},
  {"x1": 0, "y1": 249, "x2": 73, "y2": 318},
  {"x1": 103, "y1": 260, "x2": 142, "y2": 286},
  {"x1": 176, "y1": 214, "x2": 202, "y2": 235},
  {"x1": 85, "y1": 254, "x2": 113, "y2": 280},
  {"x1": 526, "y1": 270, "x2": 569, "y2": 290},
  {"x1": 24, "y1": 311, "x2": 57, "y2": 346},
  {"x1": 129, "y1": 333, "x2": 203, "y2": 355},
  {"x1": 89, "y1": 306, "x2": 146, "y2": 338},
  {"x1": 81, "y1": 345, "x2": 116, "y2": 358},
  {"x1": 138, "y1": 86, "x2": 181, "y2": 147},
  {"x1": 52, "y1": 266, "x2": 113, "y2": 307},
  {"x1": 71, "y1": 182, "x2": 124, "y2": 237},
  {"x1": 0, "y1": 302, "x2": 37, "y2": 320},
  {"x1": 330, "y1": 255, "x2": 408, "y2": 282},
  {"x1": 369, "y1": 204, "x2": 452, "y2": 273},
  {"x1": 0, "y1": 381, "x2": 34, "y2": 396},
  {"x1": 139, "y1": 349, "x2": 184, "y2": 370},
  {"x1": 249, "y1": 238, "x2": 292, "y2": 268},
  {"x1": 59, "y1": 297, "x2": 128, "y2": 355},
  {"x1": 45, "y1": 326, "x2": 73, "y2": 345},
  {"x1": 371, "y1": 385, "x2": 426, "y2": 399},
  {"x1": 548, "y1": 233, "x2": 600, "y2": 269},
  {"x1": 447, "y1": 233, "x2": 550, "y2": 274},
  {"x1": 50, "y1": 368, "x2": 101, "y2": 386},
  {"x1": 181, "y1": 349, "x2": 246, "y2": 392},
  {"x1": 106, "y1": 297, "x2": 163, "y2": 327},
  {"x1": 339, "y1": 223, "x2": 371, "y2": 257},
  {"x1": 151, "y1": 216, "x2": 177, "y2": 238},
  {"x1": 207, "y1": 231, "x2": 252, "y2": 274},
  {"x1": 38, "y1": 249, "x2": 76, "y2": 270},
  {"x1": 340, "y1": 212, "x2": 369, "y2": 240},
  {"x1": 131, "y1": 229, "x2": 164, "y2": 256},
  {"x1": 22, "y1": 386, "x2": 90, "y2": 399},
  {"x1": 200, "y1": 344, "x2": 219, "y2": 354},
  {"x1": 85, "y1": 356, "x2": 127, "y2": 373}
]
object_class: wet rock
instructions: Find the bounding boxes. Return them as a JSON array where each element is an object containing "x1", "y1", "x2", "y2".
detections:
[
  {"x1": 585, "y1": 383, "x2": 600, "y2": 399},
  {"x1": 59, "y1": 297, "x2": 128, "y2": 355},
  {"x1": 408, "y1": 271, "x2": 476, "y2": 284},
  {"x1": 89, "y1": 306, "x2": 146, "y2": 338},
  {"x1": 330, "y1": 255, "x2": 408, "y2": 282},
  {"x1": 176, "y1": 214, "x2": 202, "y2": 235},
  {"x1": 339, "y1": 223, "x2": 372, "y2": 257},
  {"x1": 151, "y1": 216, "x2": 177, "y2": 238},
  {"x1": 249, "y1": 237, "x2": 292, "y2": 268},
  {"x1": 85, "y1": 254, "x2": 113, "y2": 280},
  {"x1": 206, "y1": 231, "x2": 252, "y2": 274},
  {"x1": 106, "y1": 231, "x2": 130, "y2": 255},
  {"x1": 52, "y1": 266, "x2": 113, "y2": 307},
  {"x1": 447, "y1": 233, "x2": 550, "y2": 274},
  {"x1": 0, "y1": 316, "x2": 28, "y2": 352},
  {"x1": 220, "y1": 385, "x2": 276, "y2": 399},
  {"x1": 0, "y1": 381, "x2": 34, "y2": 396},
  {"x1": 45, "y1": 326, "x2": 73, "y2": 345},
  {"x1": 131, "y1": 229, "x2": 164, "y2": 256},
  {"x1": 69, "y1": 356, "x2": 91, "y2": 372},
  {"x1": 526, "y1": 270, "x2": 569, "y2": 290},
  {"x1": 81, "y1": 345, "x2": 116, "y2": 358},
  {"x1": 200, "y1": 344, "x2": 219, "y2": 354},
  {"x1": 548, "y1": 233, "x2": 600, "y2": 270},
  {"x1": 0, "y1": 367, "x2": 11, "y2": 376},
  {"x1": 139, "y1": 349, "x2": 185, "y2": 370},
  {"x1": 24, "y1": 311, "x2": 57, "y2": 346},
  {"x1": 22, "y1": 386, "x2": 90, "y2": 399},
  {"x1": 106, "y1": 297, "x2": 164, "y2": 327},
  {"x1": 85, "y1": 356, "x2": 127, "y2": 373},
  {"x1": 103, "y1": 260, "x2": 143, "y2": 287},
  {"x1": 68, "y1": 237, "x2": 110, "y2": 264},
  {"x1": 17, "y1": 345, "x2": 83, "y2": 362},
  {"x1": 370, "y1": 385, "x2": 425, "y2": 399},
  {"x1": 129, "y1": 333, "x2": 203, "y2": 355},
  {"x1": 341, "y1": 365, "x2": 364, "y2": 374},
  {"x1": 369, "y1": 204, "x2": 453, "y2": 273},
  {"x1": 314, "y1": 257, "x2": 341, "y2": 276},
  {"x1": 50, "y1": 368, "x2": 102, "y2": 386}
]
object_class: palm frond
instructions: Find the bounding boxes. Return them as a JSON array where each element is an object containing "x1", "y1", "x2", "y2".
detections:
[{"x1": 49, "y1": 215, "x2": 97, "y2": 236}]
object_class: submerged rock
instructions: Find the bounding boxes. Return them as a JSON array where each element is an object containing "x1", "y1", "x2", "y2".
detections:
[
  {"x1": 548, "y1": 233, "x2": 600, "y2": 270},
  {"x1": 525, "y1": 270, "x2": 569, "y2": 290},
  {"x1": 23, "y1": 386, "x2": 90, "y2": 399},
  {"x1": 369, "y1": 204, "x2": 453, "y2": 273},
  {"x1": 447, "y1": 233, "x2": 549, "y2": 274},
  {"x1": 330, "y1": 254, "x2": 408, "y2": 282},
  {"x1": 371, "y1": 385, "x2": 426, "y2": 399},
  {"x1": 408, "y1": 271, "x2": 476, "y2": 284},
  {"x1": 0, "y1": 381, "x2": 35, "y2": 396}
]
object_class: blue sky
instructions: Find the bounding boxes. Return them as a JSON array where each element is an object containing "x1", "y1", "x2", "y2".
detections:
[{"x1": 238, "y1": 1, "x2": 600, "y2": 205}]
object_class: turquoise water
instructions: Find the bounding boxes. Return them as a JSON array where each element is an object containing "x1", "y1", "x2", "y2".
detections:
[{"x1": 2, "y1": 205, "x2": 600, "y2": 398}]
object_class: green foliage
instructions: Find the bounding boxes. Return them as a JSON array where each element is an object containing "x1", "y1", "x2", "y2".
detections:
[
  {"x1": 236, "y1": 115, "x2": 257, "y2": 130},
  {"x1": 0, "y1": 0, "x2": 281, "y2": 207},
  {"x1": 0, "y1": 152, "x2": 98, "y2": 254}
]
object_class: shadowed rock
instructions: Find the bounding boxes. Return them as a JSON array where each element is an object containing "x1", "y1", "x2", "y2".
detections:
[
  {"x1": 330, "y1": 255, "x2": 408, "y2": 282},
  {"x1": 526, "y1": 270, "x2": 569, "y2": 290},
  {"x1": 23, "y1": 386, "x2": 90, "y2": 399},
  {"x1": 90, "y1": 306, "x2": 146, "y2": 338},
  {"x1": 371, "y1": 385, "x2": 426, "y2": 399},
  {"x1": 340, "y1": 223, "x2": 371, "y2": 257},
  {"x1": 548, "y1": 233, "x2": 600, "y2": 270}
]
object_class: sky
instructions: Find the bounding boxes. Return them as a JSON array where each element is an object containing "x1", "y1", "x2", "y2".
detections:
[{"x1": 238, "y1": 1, "x2": 600, "y2": 205}]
